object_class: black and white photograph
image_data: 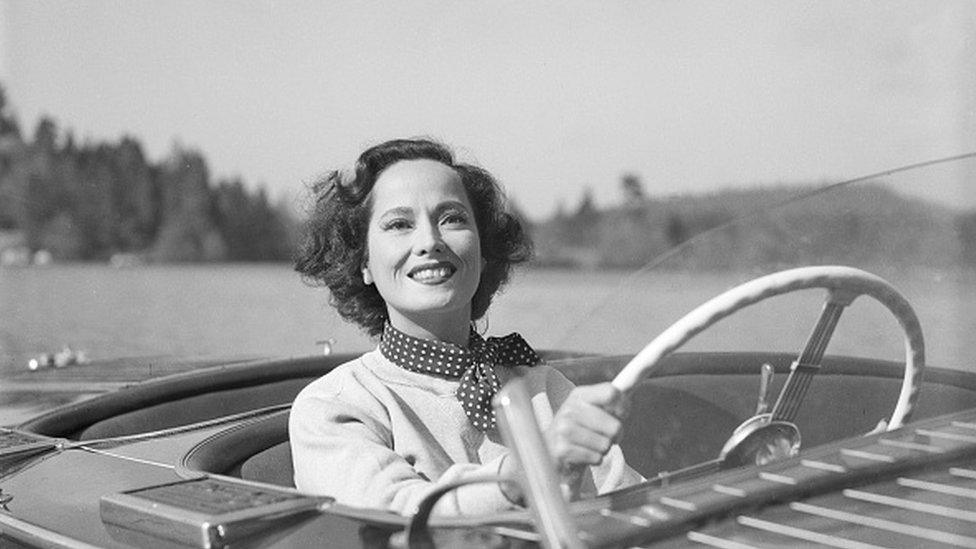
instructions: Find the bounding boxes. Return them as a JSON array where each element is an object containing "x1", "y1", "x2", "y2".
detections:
[{"x1": 1, "y1": 2, "x2": 975, "y2": 547}]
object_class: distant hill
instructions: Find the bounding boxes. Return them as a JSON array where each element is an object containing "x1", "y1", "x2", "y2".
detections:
[{"x1": 532, "y1": 183, "x2": 974, "y2": 270}]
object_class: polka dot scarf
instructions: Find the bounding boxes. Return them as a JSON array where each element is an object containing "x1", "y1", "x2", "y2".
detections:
[{"x1": 380, "y1": 322, "x2": 540, "y2": 432}]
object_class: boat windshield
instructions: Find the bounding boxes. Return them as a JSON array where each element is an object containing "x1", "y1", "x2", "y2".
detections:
[{"x1": 496, "y1": 153, "x2": 976, "y2": 373}]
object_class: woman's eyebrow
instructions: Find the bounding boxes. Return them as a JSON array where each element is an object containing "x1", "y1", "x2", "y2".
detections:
[
  {"x1": 376, "y1": 201, "x2": 470, "y2": 220},
  {"x1": 434, "y1": 200, "x2": 471, "y2": 214},
  {"x1": 377, "y1": 206, "x2": 413, "y2": 219}
]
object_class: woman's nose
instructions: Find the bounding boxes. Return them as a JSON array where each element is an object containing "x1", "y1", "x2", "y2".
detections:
[{"x1": 414, "y1": 221, "x2": 445, "y2": 255}]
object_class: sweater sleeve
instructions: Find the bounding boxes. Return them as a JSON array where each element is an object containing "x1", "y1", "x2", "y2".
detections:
[{"x1": 289, "y1": 373, "x2": 516, "y2": 516}]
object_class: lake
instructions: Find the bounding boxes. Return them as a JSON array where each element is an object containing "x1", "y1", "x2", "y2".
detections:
[{"x1": 2, "y1": 264, "x2": 975, "y2": 376}]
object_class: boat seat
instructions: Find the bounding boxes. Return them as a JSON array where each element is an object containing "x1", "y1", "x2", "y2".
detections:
[
  {"x1": 183, "y1": 409, "x2": 294, "y2": 487},
  {"x1": 241, "y1": 441, "x2": 295, "y2": 487}
]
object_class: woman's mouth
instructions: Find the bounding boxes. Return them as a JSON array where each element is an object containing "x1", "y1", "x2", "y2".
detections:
[{"x1": 408, "y1": 263, "x2": 457, "y2": 284}]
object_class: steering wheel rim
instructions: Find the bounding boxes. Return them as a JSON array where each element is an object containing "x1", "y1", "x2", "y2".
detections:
[{"x1": 611, "y1": 265, "x2": 925, "y2": 430}]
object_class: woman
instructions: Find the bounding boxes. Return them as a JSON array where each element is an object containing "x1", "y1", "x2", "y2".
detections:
[{"x1": 291, "y1": 138, "x2": 642, "y2": 516}]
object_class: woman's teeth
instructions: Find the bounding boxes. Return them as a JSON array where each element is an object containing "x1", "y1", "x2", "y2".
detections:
[{"x1": 410, "y1": 266, "x2": 454, "y2": 283}]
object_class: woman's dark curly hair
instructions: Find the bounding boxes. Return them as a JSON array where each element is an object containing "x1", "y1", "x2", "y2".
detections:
[{"x1": 295, "y1": 138, "x2": 533, "y2": 337}]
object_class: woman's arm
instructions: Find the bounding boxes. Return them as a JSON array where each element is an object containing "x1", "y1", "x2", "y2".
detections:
[{"x1": 289, "y1": 381, "x2": 516, "y2": 516}]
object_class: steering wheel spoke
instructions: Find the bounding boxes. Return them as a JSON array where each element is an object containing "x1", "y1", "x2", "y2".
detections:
[{"x1": 770, "y1": 298, "x2": 849, "y2": 423}]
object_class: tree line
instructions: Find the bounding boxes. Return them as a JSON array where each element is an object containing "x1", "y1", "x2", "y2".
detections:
[
  {"x1": 0, "y1": 84, "x2": 294, "y2": 263},
  {"x1": 2, "y1": 82, "x2": 974, "y2": 270}
]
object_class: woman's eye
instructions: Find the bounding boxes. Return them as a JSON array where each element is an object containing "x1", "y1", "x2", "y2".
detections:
[
  {"x1": 441, "y1": 212, "x2": 469, "y2": 226},
  {"x1": 382, "y1": 218, "x2": 412, "y2": 231}
]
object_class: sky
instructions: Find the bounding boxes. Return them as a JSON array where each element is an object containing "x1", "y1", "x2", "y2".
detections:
[{"x1": 1, "y1": 1, "x2": 974, "y2": 219}]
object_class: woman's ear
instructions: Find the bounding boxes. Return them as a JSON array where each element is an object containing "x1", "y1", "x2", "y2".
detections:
[{"x1": 362, "y1": 266, "x2": 374, "y2": 285}]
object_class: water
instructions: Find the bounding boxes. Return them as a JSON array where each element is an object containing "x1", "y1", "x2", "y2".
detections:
[{"x1": 2, "y1": 264, "x2": 975, "y2": 375}]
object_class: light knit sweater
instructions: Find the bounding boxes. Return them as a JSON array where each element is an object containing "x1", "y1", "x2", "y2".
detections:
[{"x1": 289, "y1": 348, "x2": 642, "y2": 516}]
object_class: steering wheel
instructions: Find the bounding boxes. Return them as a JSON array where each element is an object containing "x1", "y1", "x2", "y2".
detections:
[{"x1": 612, "y1": 265, "x2": 925, "y2": 467}]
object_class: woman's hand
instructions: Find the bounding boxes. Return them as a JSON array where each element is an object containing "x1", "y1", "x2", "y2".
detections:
[
  {"x1": 497, "y1": 382, "x2": 631, "y2": 506},
  {"x1": 545, "y1": 383, "x2": 629, "y2": 471}
]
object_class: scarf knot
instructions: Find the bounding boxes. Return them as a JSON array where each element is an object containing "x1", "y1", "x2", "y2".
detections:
[{"x1": 379, "y1": 323, "x2": 540, "y2": 431}]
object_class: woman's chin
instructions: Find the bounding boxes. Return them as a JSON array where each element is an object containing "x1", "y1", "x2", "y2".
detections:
[{"x1": 393, "y1": 295, "x2": 473, "y2": 320}]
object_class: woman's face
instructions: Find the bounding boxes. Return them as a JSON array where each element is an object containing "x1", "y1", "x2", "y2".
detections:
[{"x1": 365, "y1": 159, "x2": 482, "y2": 334}]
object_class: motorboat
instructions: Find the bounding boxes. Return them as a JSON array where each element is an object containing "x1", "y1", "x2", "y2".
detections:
[{"x1": 3, "y1": 156, "x2": 976, "y2": 548}]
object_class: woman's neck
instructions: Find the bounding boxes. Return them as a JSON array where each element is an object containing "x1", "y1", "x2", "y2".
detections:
[{"x1": 387, "y1": 309, "x2": 471, "y2": 347}]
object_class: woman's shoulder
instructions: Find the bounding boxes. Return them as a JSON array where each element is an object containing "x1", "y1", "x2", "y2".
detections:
[
  {"x1": 294, "y1": 350, "x2": 382, "y2": 402},
  {"x1": 289, "y1": 350, "x2": 397, "y2": 440},
  {"x1": 291, "y1": 349, "x2": 401, "y2": 427}
]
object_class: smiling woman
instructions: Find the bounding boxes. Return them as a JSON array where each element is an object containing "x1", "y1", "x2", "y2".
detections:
[{"x1": 289, "y1": 138, "x2": 643, "y2": 516}]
